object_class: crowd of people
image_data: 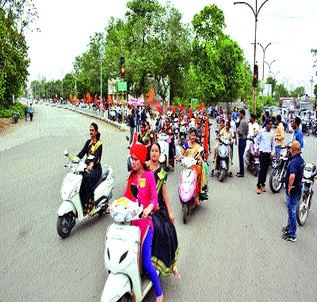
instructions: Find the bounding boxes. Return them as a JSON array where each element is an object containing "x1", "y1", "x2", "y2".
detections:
[{"x1": 74, "y1": 102, "x2": 310, "y2": 301}]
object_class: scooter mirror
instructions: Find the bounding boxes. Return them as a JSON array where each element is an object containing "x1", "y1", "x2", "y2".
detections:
[
  {"x1": 64, "y1": 150, "x2": 69, "y2": 157},
  {"x1": 131, "y1": 183, "x2": 138, "y2": 198}
]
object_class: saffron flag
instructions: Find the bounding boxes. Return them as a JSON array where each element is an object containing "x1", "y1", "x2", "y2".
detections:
[
  {"x1": 203, "y1": 119, "x2": 209, "y2": 160},
  {"x1": 188, "y1": 108, "x2": 193, "y2": 119},
  {"x1": 197, "y1": 102, "x2": 203, "y2": 111},
  {"x1": 146, "y1": 88, "x2": 154, "y2": 103}
]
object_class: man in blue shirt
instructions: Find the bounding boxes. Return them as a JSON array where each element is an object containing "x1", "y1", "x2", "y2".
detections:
[
  {"x1": 288, "y1": 117, "x2": 304, "y2": 150},
  {"x1": 282, "y1": 141, "x2": 305, "y2": 242}
]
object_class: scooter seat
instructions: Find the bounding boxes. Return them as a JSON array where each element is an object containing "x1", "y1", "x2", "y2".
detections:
[{"x1": 93, "y1": 166, "x2": 110, "y2": 190}]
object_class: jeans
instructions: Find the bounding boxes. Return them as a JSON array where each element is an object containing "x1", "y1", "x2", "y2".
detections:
[
  {"x1": 142, "y1": 227, "x2": 162, "y2": 297},
  {"x1": 275, "y1": 145, "x2": 282, "y2": 160},
  {"x1": 286, "y1": 191, "x2": 302, "y2": 237},
  {"x1": 238, "y1": 139, "x2": 246, "y2": 174}
]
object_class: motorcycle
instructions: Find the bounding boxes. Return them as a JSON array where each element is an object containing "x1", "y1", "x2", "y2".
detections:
[
  {"x1": 173, "y1": 118, "x2": 179, "y2": 136},
  {"x1": 188, "y1": 118, "x2": 196, "y2": 129},
  {"x1": 245, "y1": 138, "x2": 260, "y2": 177},
  {"x1": 179, "y1": 121, "x2": 187, "y2": 146},
  {"x1": 311, "y1": 118, "x2": 317, "y2": 136},
  {"x1": 269, "y1": 147, "x2": 291, "y2": 193},
  {"x1": 109, "y1": 109, "x2": 117, "y2": 121},
  {"x1": 11, "y1": 111, "x2": 20, "y2": 124},
  {"x1": 57, "y1": 150, "x2": 115, "y2": 238},
  {"x1": 296, "y1": 163, "x2": 317, "y2": 226},
  {"x1": 214, "y1": 136, "x2": 230, "y2": 182},
  {"x1": 157, "y1": 132, "x2": 170, "y2": 170},
  {"x1": 178, "y1": 146, "x2": 204, "y2": 224},
  {"x1": 101, "y1": 185, "x2": 159, "y2": 302}
]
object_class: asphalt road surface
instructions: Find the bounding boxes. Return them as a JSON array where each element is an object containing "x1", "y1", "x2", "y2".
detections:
[{"x1": 1, "y1": 104, "x2": 316, "y2": 302}]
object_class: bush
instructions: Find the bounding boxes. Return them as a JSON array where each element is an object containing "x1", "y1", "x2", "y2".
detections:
[{"x1": 0, "y1": 102, "x2": 28, "y2": 118}]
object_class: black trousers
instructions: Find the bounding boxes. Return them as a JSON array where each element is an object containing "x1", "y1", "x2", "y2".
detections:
[{"x1": 257, "y1": 152, "x2": 271, "y2": 188}]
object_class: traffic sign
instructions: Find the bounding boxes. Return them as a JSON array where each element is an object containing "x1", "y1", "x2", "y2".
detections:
[
  {"x1": 191, "y1": 98, "x2": 199, "y2": 110},
  {"x1": 118, "y1": 81, "x2": 127, "y2": 92}
]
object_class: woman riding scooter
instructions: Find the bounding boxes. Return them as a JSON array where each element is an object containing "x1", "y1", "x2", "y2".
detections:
[
  {"x1": 177, "y1": 128, "x2": 208, "y2": 201},
  {"x1": 77, "y1": 122, "x2": 102, "y2": 215},
  {"x1": 124, "y1": 143, "x2": 164, "y2": 302}
]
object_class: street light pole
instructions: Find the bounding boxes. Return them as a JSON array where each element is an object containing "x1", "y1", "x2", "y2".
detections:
[
  {"x1": 265, "y1": 59, "x2": 276, "y2": 77},
  {"x1": 257, "y1": 42, "x2": 271, "y2": 81},
  {"x1": 234, "y1": 0, "x2": 269, "y2": 114}
]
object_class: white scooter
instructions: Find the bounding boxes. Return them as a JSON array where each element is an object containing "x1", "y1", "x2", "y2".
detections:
[
  {"x1": 57, "y1": 150, "x2": 115, "y2": 238},
  {"x1": 157, "y1": 132, "x2": 170, "y2": 170},
  {"x1": 101, "y1": 185, "x2": 158, "y2": 302}
]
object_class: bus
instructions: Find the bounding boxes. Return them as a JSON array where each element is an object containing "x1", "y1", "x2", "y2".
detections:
[{"x1": 279, "y1": 97, "x2": 298, "y2": 110}]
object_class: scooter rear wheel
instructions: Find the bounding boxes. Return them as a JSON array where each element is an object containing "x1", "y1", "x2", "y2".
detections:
[{"x1": 253, "y1": 165, "x2": 260, "y2": 177}]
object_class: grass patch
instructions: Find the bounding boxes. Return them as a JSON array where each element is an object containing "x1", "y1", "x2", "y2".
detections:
[{"x1": 0, "y1": 102, "x2": 28, "y2": 118}]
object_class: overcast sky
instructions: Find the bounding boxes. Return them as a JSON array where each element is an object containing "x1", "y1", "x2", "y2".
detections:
[{"x1": 25, "y1": 0, "x2": 317, "y2": 95}]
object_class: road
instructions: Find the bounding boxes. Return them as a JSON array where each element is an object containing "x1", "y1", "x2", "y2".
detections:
[{"x1": 1, "y1": 104, "x2": 316, "y2": 302}]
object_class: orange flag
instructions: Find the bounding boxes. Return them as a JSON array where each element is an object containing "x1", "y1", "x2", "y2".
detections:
[
  {"x1": 203, "y1": 119, "x2": 209, "y2": 160},
  {"x1": 197, "y1": 102, "x2": 203, "y2": 111},
  {"x1": 146, "y1": 88, "x2": 154, "y2": 103},
  {"x1": 188, "y1": 108, "x2": 193, "y2": 119}
]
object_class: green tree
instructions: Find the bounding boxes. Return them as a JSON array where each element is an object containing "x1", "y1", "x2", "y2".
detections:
[
  {"x1": 190, "y1": 5, "x2": 250, "y2": 106},
  {"x1": 0, "y1": 0, "x2": 38, "y2": 109},
  {"x1": 290, "y1": 86, "x2": 305, "y2": 98},
  {"x1": 73, "y1": 32, "x2": 106, "y2": 99}
]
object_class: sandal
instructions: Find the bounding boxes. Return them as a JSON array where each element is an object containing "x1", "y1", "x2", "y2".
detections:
[{"x1": 172, "y1": 266, "x2": 181, "y2": 279}]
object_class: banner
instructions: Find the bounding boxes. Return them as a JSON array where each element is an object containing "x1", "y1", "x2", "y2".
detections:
[{"x1": 128, "y1": 94, "x2": 144, "y2": 106}]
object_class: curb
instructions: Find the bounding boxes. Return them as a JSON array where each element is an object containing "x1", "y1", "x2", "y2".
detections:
[{"x1": 46, "y1": 103, "x2": 128, "y2": 131}]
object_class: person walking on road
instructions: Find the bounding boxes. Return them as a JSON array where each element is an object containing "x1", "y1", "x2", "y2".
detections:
[
  {"x1": 255, "y1": 119, "x2": 275, "y2": 194},
  {"x1": 274, "y1": 114, "x2": 285, "y2": 160},
  {"x1": 127, "y1": 109, "x2": 136, "y2": 144},
  {"x1": 282, "y1": 141, "x2": 305, "y2": 242},
  {"x1": 236, "y1": 109, "x2": 248, "y2": 177},
  {"x1": 28, "y1": 103, "x2": 34, "y2": 121}
]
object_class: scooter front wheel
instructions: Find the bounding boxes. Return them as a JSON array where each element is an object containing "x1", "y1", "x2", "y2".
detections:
[
  {"x1": 57, "y1": 214, "x2": 75, "y2": 238},
  {"x1": 183, "y1": 203, "x2": 189, "y2": 224},
  {"x1": 218, "y1": 168, "x2": 226, "y2": 182},
  {"x1": 118, "y1": 294, "x2": 132, "y2": 302}
]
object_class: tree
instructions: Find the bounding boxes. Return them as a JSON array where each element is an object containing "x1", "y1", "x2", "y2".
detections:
[
  {"x1": 190, "y1": 5, "x2": 250, "y2": 106},
  {"x1": 290, "y1": 86, "x2": 305, "y2": 98},
  {"x1": 73, "y1": 32, "x2": 106, "y2": 99},
  {"x1": 0, "y1": 0, "x2": 38, "y2": 108}
]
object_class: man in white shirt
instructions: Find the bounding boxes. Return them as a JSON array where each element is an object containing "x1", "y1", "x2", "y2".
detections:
[{"x1": 243, "y1": 113, "x2": 259, "y2": 162}]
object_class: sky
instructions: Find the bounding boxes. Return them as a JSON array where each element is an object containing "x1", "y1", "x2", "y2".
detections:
[{"x1": 25, "y1": 0, "x2": 317, "y2": 96}]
